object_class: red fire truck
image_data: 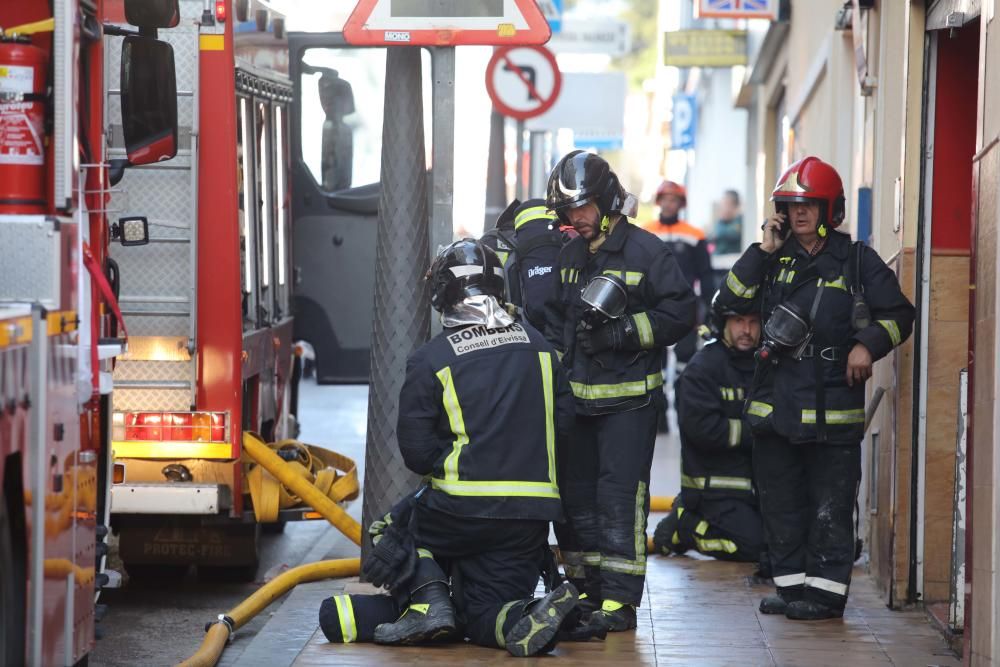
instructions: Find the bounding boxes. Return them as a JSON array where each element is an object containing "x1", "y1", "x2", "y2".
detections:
[
  {"x1": 104, "y1": 0, "x2": 308, "y2": 576},
  {"x1": 1, "y1": 0, "x2": 179, "y2": 663}
]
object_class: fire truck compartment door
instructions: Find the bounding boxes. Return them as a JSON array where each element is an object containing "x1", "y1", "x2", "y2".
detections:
[{"x1": 111, "y1": 483, "x2": 230, "y2": 514}]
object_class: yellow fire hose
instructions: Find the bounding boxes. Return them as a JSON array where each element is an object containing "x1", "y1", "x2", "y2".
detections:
[
  {"x1": 177, "y1": 557, "x2": 361, "y2": 667},
  {"x1": 650, "y1": 496, "x2": 673, "y2": 513},
  {"x1": 176, "y1": 434, "x2": 365, "y2": 666},
  {"x1": 179, "y1": 435, "x2": 675, "y2": 666},
  {"x1": 241, "y1": 432, "x2": 363, "y2": 546}
]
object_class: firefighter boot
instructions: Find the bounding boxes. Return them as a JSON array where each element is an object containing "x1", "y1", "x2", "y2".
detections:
[
  {"x1": 586, "y1": 600, "x2": 637, "y2": 632},
  {"x1": 759, "y1": 589, "x2": 802, "y2": 615},
  {"x1": 576, "y1": 592, "x2": 600, "y2": 615},
  {"x1": 504, "y1": 582, "x2": 579, "y2": 657},
  {"x1": 374, "y1": 559, "x2": 456, "y2": 645},
  {"x1": 785, "y1": 599, "x2": 843, "y2": 621},
  {"x1": 759, "y1": 596, "x2": 789, "y2": 615}
]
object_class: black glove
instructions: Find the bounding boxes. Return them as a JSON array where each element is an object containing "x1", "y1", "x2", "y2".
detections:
[
  {"x1": 368, "y1": 485, "x2": 427, "y2": 541},
  {"x1": 362, "y1": 522, "x2": 417, "y2": 590},
  {"x1": 576, "y1": 320, "x2": 626, "y2": 355}
]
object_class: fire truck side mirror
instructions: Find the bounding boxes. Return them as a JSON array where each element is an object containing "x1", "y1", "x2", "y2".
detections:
[
  {"x1": 111, "y1": 216, "x2": 150, "y2": 247},
  {"x1": 119, "y1": 36, "x2": 178, "y2": 173},
  {"x1": 124, "y1": 0, "x2": 180, "y2": 29}
]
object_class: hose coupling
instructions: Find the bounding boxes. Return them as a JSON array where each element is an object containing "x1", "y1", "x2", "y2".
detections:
[{"x1": 205, "y1": 614, "x2": 236, "y2": 642}]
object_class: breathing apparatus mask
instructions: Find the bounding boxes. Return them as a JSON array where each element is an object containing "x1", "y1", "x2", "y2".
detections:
[
  {"x1": 756, "y1": 302, "x2": 812, "y2": 363},
  {"x1": 579, "y1": 274, "x2": 628, "y2": 330}
]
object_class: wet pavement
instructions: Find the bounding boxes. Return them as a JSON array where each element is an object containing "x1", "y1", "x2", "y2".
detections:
[{"x1": 89, "y1": 377, "x2": 959, "y2": 666}]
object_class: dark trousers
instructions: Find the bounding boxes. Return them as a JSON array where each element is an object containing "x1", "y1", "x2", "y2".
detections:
[
  {"x1": 653, "y1": 495, "x2": 763, "y2": 562},
  {"x1": 319, "y1": 593, "x2": 399, "y2": 643},
  {"x1": 412, "y1": 503, "x2": 548, "y2": 648},
  {"x1": 754, "y1": 435, "x2": 861, "y2": 610},
  {"x1": 556, "y1": 401, "x2": 658, "y2": 606}
]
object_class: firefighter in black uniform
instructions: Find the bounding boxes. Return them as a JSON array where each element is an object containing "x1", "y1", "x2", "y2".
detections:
[
  {"x1": 652, "y1": 294, "x2": 765, "y2": 563},
  {"x1": 717, "y1": 156, "x2": 914, "y2": 620},
  {"x1": 334, "y1": 239, "x2": 580, "y2": 657},
  {"x1": 545, "y1": 151, "x2": 696, "y2": 632}
]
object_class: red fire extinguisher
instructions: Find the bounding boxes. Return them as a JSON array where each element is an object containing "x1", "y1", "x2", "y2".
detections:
[{"x1": 0, "y1": 34, "x2": 48, "y2": 214}]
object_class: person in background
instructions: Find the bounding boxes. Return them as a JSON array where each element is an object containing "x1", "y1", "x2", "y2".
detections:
[
  {"x1": 712, "y1": 189, "x2": 744, "y2": 256},
  {"x1": 640, "y1": 181, "x2": 715, "y2": 430}
]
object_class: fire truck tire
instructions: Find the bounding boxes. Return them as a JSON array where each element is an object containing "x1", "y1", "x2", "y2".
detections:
[{"x1": 0, "y1": 495, "x2": 26, "y2": 666}]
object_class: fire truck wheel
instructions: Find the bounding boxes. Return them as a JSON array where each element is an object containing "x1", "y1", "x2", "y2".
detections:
[{"x1": 0, "y1": 495, "x2": 26, "y2": 666}]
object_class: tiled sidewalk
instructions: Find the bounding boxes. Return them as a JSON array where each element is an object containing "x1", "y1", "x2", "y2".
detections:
[{"x1": 292, "y1": 557, "x2": 960, "y2": 666}]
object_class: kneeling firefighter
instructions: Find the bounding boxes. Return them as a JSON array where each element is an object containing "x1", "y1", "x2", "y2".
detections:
[
  {"x1": 546, "y1": 151, "x2": 697, "y2": 632},
  {"x1": 716, "y1": 156, "x2": 914, "y2": 620},
  {"x1": 652, "y1": 293, "x2": 765, "y2": 565},
  {"x1": 322, "y1": 239, "x2": 581, "y2": 656}
]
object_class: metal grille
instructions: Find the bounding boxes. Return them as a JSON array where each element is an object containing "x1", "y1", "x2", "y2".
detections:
[
  {"x1": 106, "y1": 7, "x2": 201, "y2": 412},
  {"x1": 0, "y1": 217, "x2": 60, "y2": 306},
  {"x1": 361, "y1": 48, "x2": 430, "y2": 565},
  {"x1": 112, "y1": 359, "x2": 192, "y2": 412}
]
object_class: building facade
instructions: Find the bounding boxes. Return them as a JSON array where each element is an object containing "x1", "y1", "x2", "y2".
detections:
[{"x1": 736, "y1": 1, "x2": 999, "y2": 663}]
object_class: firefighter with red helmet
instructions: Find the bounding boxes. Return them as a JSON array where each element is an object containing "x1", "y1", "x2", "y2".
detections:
[
  {"x1": 641, "y1": 181, "x2": 716, "y2": 429},
  {"x1": 641, "y1": 180, "x2": 715, "y2": 332},
  {"x1": 716, "y1": 156, "x2": 914, "y2": 620},
  {"x1": 545, "y1": 151, "x2": 696, "y2": 632}
]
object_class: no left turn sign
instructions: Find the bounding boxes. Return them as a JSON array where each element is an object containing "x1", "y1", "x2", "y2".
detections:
[{"x1": 485, "y1": 45, "x2": 562, "y2": 121}]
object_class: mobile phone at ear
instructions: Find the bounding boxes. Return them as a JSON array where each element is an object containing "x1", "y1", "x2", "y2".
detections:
[{"x1": 778, "y1": 217, "x2": 791, "y2": 240}]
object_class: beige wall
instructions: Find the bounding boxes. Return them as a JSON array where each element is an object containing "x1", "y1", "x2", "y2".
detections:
[
  {"x1": 971, "y1": 143, "x2": 997, "y2": 667},
  {"x1": 867, "y1": 0, "x2": 923, "y2": 606},
  {"x1": 971, "y1": 6, "x2": 999, "y2": 663}
]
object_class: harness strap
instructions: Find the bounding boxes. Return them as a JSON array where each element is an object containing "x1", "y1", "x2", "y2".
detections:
[{"x1": 809, "y1": 281, "x2": 828, "y2": 441}]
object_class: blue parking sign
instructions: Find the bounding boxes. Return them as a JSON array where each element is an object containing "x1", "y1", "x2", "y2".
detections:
[
  {"x1": 537, "y1": 0, "x2": 562, "y2": 34},
  {"x1": 671, "y1": 94, "x2": 697, "y2": 150}
]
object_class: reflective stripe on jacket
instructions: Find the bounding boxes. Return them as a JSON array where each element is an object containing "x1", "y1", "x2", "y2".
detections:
[
  {"x1": 397, "y1": 321, "x2": 575, "y2": 520},
  {"x1": 555, "y1": 219, "x2": 697, "y2": 415}
]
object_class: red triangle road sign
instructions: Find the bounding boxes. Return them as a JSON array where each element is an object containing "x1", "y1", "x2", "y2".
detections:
[{"x1": 343, "y1": 0, "x2": 551, "y2": 47}]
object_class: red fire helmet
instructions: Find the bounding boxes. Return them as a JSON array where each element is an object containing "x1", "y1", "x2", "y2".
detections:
[
  {"x1": 655, "y1": 180, "x2": 687, "y2": 205},
  {"x1": 771, "y1": 156, "x2": 846, "y2": 228}
]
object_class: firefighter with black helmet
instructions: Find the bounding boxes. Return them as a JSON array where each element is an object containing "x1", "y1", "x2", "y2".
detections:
[
  {"x1": 716, "y1": 156, "x2": 915, "y2": 620},
  {"x1": 545, "y1": 150, "x2": 697, "y2": 632},
  {"x1": 344, "y1": 239, "x2": 580, "y2": 657},
  {"x1": 651, "y1": 292, "x2": 765, "y2": 564}
]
